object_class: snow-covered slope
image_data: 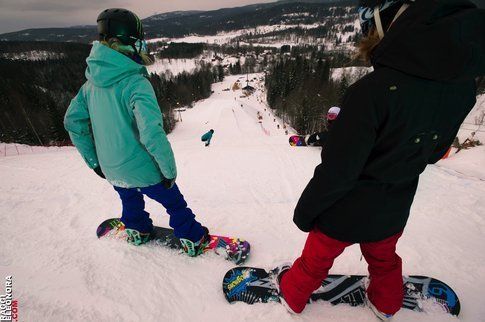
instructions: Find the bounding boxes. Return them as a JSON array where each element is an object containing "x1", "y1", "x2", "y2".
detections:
[
  {"x1": 147, "y1": 58, "x2": 201, "y2": 76},
  {"x1": 459, "y1": 94, "x2": 485, "y2": 142},
  {"x1": 146, "y1": 24, "x2": 324, "y2": 45},
  {"x1": 1, "y1": 75, "x2": 484, "y2": 322},
  {"x1": 147, "y1": 20, "x2": 358, "y2": 49}
]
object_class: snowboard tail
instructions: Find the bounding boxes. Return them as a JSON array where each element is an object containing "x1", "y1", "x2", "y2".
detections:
[
  {"x1": 222, "y1": 267, "x2": 460, "y2": 316},
  {"x1": 224, "y1": 267, "x2": 279, "y2": 304},
  {"x1": 97, "y1": 218, "x2": 250, "y2": 265}
]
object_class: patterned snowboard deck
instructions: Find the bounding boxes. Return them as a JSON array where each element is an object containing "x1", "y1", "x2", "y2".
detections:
[
  {"x1": 222, "y1": 267, "x2": 460, "y2": 316},
  {"x1": 289, "y1": 135, "x2": 307, "y2": 146},
  {"x1": 97, "y1": 218, "x2": 250, "y2": 265}
]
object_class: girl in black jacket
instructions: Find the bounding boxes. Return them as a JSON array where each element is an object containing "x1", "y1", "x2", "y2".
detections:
[{"x1": 275, "y1": 0, "x2": 485, "y2": 318}]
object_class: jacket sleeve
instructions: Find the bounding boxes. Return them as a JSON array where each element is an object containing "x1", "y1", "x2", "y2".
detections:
[
  {"x1": 293, "y1": 82, "x2": 379, "y2": 232},
  {"x1": 126, "y1": 76, "x2": 177, "y2": 180},
  {"x1": 64, "y1": 85, "x2": 99, "y2": 169}
]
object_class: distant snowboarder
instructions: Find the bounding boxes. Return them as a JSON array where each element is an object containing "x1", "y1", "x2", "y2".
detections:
[
  {"x1": 307, "y1": 106, "x2": 341, "y2": 147},
  {"x1": 201, "y1": 129, "x2": 215, "y2": 147},
  {"x1": 64, "y1": 8, "x2": 210, "y2": 256},
  {"x1": 274, "y1": 0, "x2": 484, "y2": 319}
]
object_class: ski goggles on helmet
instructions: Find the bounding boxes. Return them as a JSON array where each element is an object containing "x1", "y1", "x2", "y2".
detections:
[
  {"x1": 358, "y1": 0, "x2": 401, "y2": 36},
  {"x1": 128, "y1": 36, "x2": 148, "y2": 54},
  {"x1": 134, "y1": 38, "x2": 148, "y2": 54},
  {"x1": 117, "y1": 35, "x2": 148, "y2": 54}
]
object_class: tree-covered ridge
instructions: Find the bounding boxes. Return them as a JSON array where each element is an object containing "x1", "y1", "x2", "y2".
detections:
[
  {"x1": 0, "y1": 42, "x2": 91, "y2": 145},
  {"x1": 0, "y1": 1, "x2": 355, "y2": 43},
  {"x1": 155, "y1": 43, "x2": 205, "y2": 59}
]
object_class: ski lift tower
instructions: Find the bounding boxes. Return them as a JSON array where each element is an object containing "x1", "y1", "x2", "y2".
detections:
[{"x1": 174, "y1": 103, "x2": 186, "y2": 122}]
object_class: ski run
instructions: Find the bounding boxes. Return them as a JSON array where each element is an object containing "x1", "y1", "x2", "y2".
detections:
[{"x1": 1, "y1": 74, "x2": 484, "y2": 322}]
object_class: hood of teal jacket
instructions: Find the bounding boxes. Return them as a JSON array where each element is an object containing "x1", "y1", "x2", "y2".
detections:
[{"x1": 85, "y1": 42, "x2": 148, "y2": 88}]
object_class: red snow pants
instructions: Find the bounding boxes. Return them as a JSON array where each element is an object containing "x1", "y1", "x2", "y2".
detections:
[{"x1": 280, "y1": 228, "x2": 403, "y2": 314}]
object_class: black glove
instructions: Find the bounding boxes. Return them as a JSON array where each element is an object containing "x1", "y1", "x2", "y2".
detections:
[
  {"x1": 93, "y1": 166, "x2": 106, "y2": 179},
  {"x1": 162, "y1": 177, "x2": 176, "y2": 189}
]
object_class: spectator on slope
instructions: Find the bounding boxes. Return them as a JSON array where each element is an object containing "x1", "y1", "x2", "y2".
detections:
[
  {"x1": 201, "y1": 129, "x2": 215, "y2": 147},
  {"x1": 64, "y1": 8, "x2": 210, "y2": 256},
  {"x1": 307, "y1": 106, "x2": 341, "y2": 147},
  {"x1": 274, "y1": 0, "x2": 484, "y2": 319}
]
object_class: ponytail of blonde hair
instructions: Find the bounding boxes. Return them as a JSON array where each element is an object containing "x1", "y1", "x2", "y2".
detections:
[
  {"x1": 356, "y1": 28, "x2": 381, "y2": 64},
  {"x1": 101, "y1": 38, "x2": 153, "y2": 66}
]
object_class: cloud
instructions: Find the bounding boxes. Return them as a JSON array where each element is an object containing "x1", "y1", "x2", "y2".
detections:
[{"x1": 1, "y1": 0, "x2": 129, "y2": 12}]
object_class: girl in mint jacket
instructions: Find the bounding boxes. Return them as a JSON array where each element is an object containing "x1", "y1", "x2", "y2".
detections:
[{"x1": 64, "y1": 8, "x2": 209, "y2": 255}]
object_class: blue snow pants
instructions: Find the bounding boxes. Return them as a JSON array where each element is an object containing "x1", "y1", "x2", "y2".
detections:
[{"x1": 113, "y1": 183, "x2": 205, "y2": 241}]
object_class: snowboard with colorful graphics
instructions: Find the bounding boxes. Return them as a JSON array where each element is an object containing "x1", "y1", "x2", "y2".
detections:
[
  {"x1": 289, "y1": 135, "x2": 307, "y2": 146},
  {"x1": 222, "y1": 267, "x2": 460, "y2": 316},
  {"x1": 97, "y1": 218, "x2": 250, "y2": 265}
]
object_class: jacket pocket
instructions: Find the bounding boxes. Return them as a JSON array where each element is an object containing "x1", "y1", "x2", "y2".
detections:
[{"x1": 403, "y1": 131, "x2": 440, "y2": 172}]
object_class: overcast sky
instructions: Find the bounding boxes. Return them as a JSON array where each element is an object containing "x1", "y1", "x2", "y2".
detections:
[{"x1": 0, "y1": 0, "x2": 275, "y2": 34}]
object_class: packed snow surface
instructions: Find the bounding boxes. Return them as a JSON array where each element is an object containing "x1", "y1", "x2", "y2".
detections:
[{"x1": 1, "y1": 75, "x2": 484, "y2": 322}]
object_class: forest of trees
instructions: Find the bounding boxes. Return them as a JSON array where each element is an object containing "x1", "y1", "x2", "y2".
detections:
[
  {"x1": 0, "y1": 39, "x2": 369, "y2": 145},
  {"x1": 265, "y1": 51, "x2": 353, "y2": 134},
  {"x1": 154, "y1": 42, "x2": 205, "y2": 59},
  {"x1": 150, "y1": 63, "x2": 224, "y2": 131},
  {"x1": 0, "y1": 41, "x2": 221, "y2": 145},
  {"x1": 0, "y1": 42, "x2": 90, "y2": 145}
]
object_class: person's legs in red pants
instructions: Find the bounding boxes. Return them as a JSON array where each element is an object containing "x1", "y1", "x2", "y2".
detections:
[
  {"x1": 279, "y1": 228, "x2": 351, "y2": 313},
  {"x1": 360, "y1": 232, "x2": 403, "y2": 315}
]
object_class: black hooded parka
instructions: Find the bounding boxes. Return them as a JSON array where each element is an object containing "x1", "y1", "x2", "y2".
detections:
[{"x1": 293, "y1": 0, "x2": 485, "y2": 242}]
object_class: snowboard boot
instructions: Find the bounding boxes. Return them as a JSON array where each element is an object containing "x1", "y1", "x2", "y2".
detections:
[
  {"x1": 365, "y1": 296, "x2": 394, "y2": 321},
  {"x1": 180, "y1": 226, "x2": 210, "y2": 257},
  {"x1": 125, "y1": 228, "x2": 152, "y2": 246},
  {"x1": 271, "y1": 263, "x2": 298, "y2": 314}
]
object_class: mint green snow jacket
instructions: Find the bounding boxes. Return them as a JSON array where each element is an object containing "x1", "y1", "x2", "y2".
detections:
[{"x1": 64, "y1": 42, "x2": 176, "y2": 188}]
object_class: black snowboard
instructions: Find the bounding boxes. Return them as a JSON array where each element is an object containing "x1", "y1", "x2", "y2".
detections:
[
  {"x1": 307, "y1": 132, "x2": 329, "y2": 147},
  {"x1": 222, "y1": 267, "x2": 460, "y2": 316}
]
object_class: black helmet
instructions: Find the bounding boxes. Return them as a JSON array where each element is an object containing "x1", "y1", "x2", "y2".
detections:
[
  {"x1": 358, "y1": 0, "x2": 409, "y2": 36},
  {"x1": 97, "y1": 8, "x2": 144, "y2": 46}
]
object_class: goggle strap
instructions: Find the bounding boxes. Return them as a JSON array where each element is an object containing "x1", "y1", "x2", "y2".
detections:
[
  {"x1": 374, "y1": 2, "x2": 410, "y2": 39},
  {"x1": 389, "y1": 3, "x2": 410, "y2": 28},
  {"x1": 374, "y1": 6, "x2": 385, "y2": 39}
]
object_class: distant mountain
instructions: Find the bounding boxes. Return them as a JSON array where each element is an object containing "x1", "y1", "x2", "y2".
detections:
[
  {"x1": 143, "y1": 10, "x2": 204, "y2": 23},
  {"x1": 277, "y1": 0, "x2": 348, "y2": 3},
  {"x1": 0, "y1": 0, "x2": 354, "y2": 43}
]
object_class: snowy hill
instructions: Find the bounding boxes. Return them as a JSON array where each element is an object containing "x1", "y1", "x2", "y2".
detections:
[{"x1": 1, "y1": 74, "x2": 484, "y2": 322}]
